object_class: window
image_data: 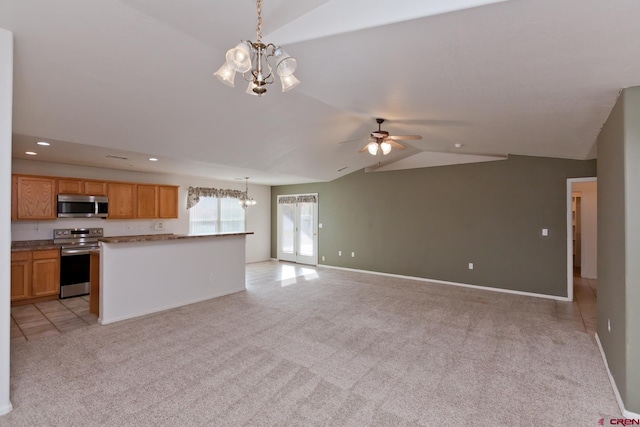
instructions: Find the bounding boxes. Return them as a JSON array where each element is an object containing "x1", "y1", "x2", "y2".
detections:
[{"x1": 189, "y1": 196, "x2": 245, "y2": 235}]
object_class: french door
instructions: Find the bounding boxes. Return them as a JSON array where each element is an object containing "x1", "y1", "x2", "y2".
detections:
[{"x1": 277, "y1": 194, "x2": 318, "y2": 265}]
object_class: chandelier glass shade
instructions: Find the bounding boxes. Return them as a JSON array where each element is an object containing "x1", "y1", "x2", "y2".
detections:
[
  {"x1": 239, "y1": 177, "x2": 257, "y2": 208},
  {"x1": 214, "y1": 0, "x2": 299, "y2": 96}
]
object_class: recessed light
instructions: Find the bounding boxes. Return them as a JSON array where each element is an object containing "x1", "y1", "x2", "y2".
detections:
[
  {"x1": 36, "y1": 141, "x2": 50, "y2": 146},
  {"x1": 148, "y1": 157, "x2": 158, "y2": 162},
  {"x1": 25, "y1": 151, "x2": 37, "y2": 156},
  {"x1": 454, "y1": 143, "x2": 463, "y2": 148}
]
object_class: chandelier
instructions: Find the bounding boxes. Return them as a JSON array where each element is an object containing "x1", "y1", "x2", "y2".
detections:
[
  {"x1": 214, "y1": 0, "x2": 299, "y2": 96},
  {"x1": 239, "y1": 177, "x2": 257, "y2": 208}
]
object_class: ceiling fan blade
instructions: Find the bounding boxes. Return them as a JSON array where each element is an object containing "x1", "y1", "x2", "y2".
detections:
[
  {"x1": 387, "y1": 135, "x2": 422, "y2": 140},
  {"x1": 358, "y1": 143, "x2": 371, "y2": 153},
  {"x1": 385, "y1": 140, "x2": 407, "y2": 150},
  {"x1": 338, "y1": 138, "x2": 368, "y2": 145}
]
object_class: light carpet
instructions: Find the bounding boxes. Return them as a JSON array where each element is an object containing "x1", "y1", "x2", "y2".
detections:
[{"x1": 2, "y1": 261, "x2": 620, "y2": 426}]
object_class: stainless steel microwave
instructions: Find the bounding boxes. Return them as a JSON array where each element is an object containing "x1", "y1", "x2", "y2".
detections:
[{"x1": 57, "y1": 195, "x2": 109, "y2": 218}]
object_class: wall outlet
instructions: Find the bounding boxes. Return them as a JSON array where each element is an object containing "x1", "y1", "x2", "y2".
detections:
[
  {"x1": 319, "y1": 223, "x2": 323, "y2": 229},
  {"x1": 351, "y1": 252, "x2": 355, "y2": 257},
  {"x1": 468, "y1": 262, "x2": 474, "y2": 270},
  {"x1": 154, "y1": 221, "x2": 165, "y2": 231},
  {"x1": 541, "y1": 228, "x2": 548, "y2": 237},
  {"x1": 338, "y1": 251, "x2": 342, "y2": 256}
]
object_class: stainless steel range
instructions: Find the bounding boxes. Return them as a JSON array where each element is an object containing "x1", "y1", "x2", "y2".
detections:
[{"x1": 54, "y1": 228, "x2": 103, "y2": 298}]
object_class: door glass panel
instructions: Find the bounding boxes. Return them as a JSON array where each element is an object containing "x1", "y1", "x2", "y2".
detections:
[
  {"x1": 298, "y1": 203, "x2": 314, "y2": 257},
  {"x1": 282, "y1": 203, "x2": 295, "y2": 254}
]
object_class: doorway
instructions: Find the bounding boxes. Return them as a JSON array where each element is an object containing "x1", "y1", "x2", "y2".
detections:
[
  {"x1": 566, "y1": 178, "x2": 597, "y2": 301},
  {"x1": 277, "y1": 194, "x2": 318, "y2": 265}
]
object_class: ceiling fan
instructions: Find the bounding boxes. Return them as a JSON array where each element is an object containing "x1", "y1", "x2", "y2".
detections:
[{"x1": 358, "y1": 118, "x2": 422, "y2": 156}]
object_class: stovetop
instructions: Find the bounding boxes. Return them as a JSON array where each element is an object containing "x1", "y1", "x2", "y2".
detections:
[{"x1": 53, "y1": 228, "x2": 104, "y2": 247}]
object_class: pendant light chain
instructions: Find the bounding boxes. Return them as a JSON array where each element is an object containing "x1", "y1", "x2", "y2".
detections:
[{"x1": 255, "y1": 0, "x2": 263, "y2": 43}]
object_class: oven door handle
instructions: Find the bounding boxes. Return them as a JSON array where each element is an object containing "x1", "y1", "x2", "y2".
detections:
[{"x1": 61, "y1": 248, "x2": 95, "y2": 256}]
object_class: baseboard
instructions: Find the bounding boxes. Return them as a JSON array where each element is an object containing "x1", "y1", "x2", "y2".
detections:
[
  {"x1": 595, "y1": 333, "x2": 640, "y2": 418},
  {"x1": 98, "y1": 289, "x2": 246, "y2": 325},
  {"x1": 0, "y1": 402, "x2": 13, "y2": 416},
  {"x1": 320, "y1": 264, "x2": 571, "y2": 302}
]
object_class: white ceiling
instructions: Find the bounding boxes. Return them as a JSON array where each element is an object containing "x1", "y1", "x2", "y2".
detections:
[{"x1": 2, "y1": 0, "x2": 640, "y2": 185}]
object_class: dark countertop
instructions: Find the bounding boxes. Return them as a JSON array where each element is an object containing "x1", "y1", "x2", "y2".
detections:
[
  {"x1": 99, "y1": 232, "x2": 254, "y2": 244},
  {"x1": 11, "y1": 240, "x2": 61, "y2": 252}
]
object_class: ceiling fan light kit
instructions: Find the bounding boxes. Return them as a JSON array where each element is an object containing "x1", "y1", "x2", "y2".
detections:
[
  {"x1": 214, "y1": 0, "x2": 299, "y2": 96},
  {"x1": 361, "y1": 118, "x2": 422, "y2": 156}
]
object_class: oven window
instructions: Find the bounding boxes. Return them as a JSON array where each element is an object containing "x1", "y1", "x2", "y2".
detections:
[{"x1": 60, "y1": 254, "x2": 91, "y2": 286}]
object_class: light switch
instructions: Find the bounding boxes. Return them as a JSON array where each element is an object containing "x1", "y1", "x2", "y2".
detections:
[
  {"x1": 542, "y1": 228, "x2": 548, "y2": 237},
  {"x1": 319, "y1": 223, "x2": 323, "y2": 228}
]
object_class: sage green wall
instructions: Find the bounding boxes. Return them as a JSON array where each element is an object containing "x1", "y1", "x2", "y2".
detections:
[
  {"x1": 272, "y1": 155, "x2": 596, "y2": 297},
  {"x1": 598, "y1": 86, "x2": 640, "y2": 413}
]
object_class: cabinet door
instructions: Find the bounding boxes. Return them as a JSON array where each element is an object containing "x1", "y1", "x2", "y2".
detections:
[
  {"x1": 31, "y1": 250, "x2": 60, "y2": 297},
  {"x1": 84, "y1": 181, "x2": 108, "y2": 196},
  {"x1": 108, "y1": 182, "x2": 136, "y2": 219},
  {"x1": 137, "y1": 185, "x2": 158, "y2": 218},
  {"x1": 16, "y1": 176, "x2": 57, "y2": 220},
  {"x1": 158, "y1": 186, "x2": 179, "y2": 218},
  {"x1": 58, "y1": 179, "x2": 83, "y2": 194},
  {"x1": 11, "y1": 175, "x2": 17, "y2": 221},
  {"x1": 11, "y1": 252, "x2": 31, "y2": 301}
]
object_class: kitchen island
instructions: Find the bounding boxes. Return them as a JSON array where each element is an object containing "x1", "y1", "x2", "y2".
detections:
[{"x1": 98, "y1": 232, "x2": 252, "y2": 324}]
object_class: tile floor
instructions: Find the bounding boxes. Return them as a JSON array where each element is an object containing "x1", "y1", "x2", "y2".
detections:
[
  {"x1": 555, "y1": 271, "x2": 598, "y2": 335},
  {"x1": 10, "y1": 296, "x2": 98, "y2": 343}
]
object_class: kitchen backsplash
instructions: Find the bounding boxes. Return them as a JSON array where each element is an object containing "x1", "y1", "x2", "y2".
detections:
[{"x1": 11, "y1": 218, "x2": 180, "y2": 241}]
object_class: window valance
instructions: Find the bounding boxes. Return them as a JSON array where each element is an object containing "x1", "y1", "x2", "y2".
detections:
[
  {"x1": 187, "y1": 186, "x2": 246, "y2": 209},
  {"x1": 277, "y1": 194, "x2": 317, "y2": 204}
]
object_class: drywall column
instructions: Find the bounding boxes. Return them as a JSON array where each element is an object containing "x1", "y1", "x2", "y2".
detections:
[
  {"x1": 598, "y1": 86, "x2": 640, "y2": 415},
  {"x1": 0, "y1": 28, "x2": 14, "y2": 416},
  {"x1": 623, "y1": 87, "x2": 640, "y2": 414}
]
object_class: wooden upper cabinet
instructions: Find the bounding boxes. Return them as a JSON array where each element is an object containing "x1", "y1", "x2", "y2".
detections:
[
  {"x1": 31, "y1": 250, "x2": 60, "y2": 297},
  {"x1": 57, "y1": 178, "x2": 83, "y2": 194},
  {"x1": 137, "y1": 185, "x2": 159, "y2": 218},
  {"x1": 58, "y1": 178, "x2": 107, "y2": 196},
  {"x1": 16, "y1": 176, "x2": 56, "y2": 220},
  {"x1": 158, "y1": 186, "x2": 179, "y2": 219},
  {"x1": 84, "y1": 180, "x2": 108, "y2": 196},
  {"x1": 108, "y1": 182, "x2": 136, "y2": 219}
]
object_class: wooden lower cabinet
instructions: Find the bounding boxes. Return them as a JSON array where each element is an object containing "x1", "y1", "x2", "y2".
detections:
[
  {"x1": 11, "y1": 249, "x2": 60, "y2": 302},
  {"x1": 90, "y1": 251, "x2": 100, "y2": 316},
  {"x1": 10, "y1": 252, "x2": 31, "y2": 301}
]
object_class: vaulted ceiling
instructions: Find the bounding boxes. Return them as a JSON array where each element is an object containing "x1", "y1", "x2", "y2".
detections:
[{"x1": 2, "y1": 0, "x2": 640, "y2": 185}]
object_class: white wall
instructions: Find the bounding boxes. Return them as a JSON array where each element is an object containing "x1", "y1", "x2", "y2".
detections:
[
  {"x1": 100, "y1": 235, "x2": 246, "y2": 324},
  {"x1": 11, "y1": 159, "x2": 271, "y2": 263},
  {"x1": 0, "y1": 28, "x2": 14, "y2": 415},
  {"x1": 574, "y1": 181, "x2": 598, "y2": 279}
]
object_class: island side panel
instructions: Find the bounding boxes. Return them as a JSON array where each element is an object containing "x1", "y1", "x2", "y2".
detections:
[{"x1": 99, "y1": 235, "x2": 246, "y2": 324}]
